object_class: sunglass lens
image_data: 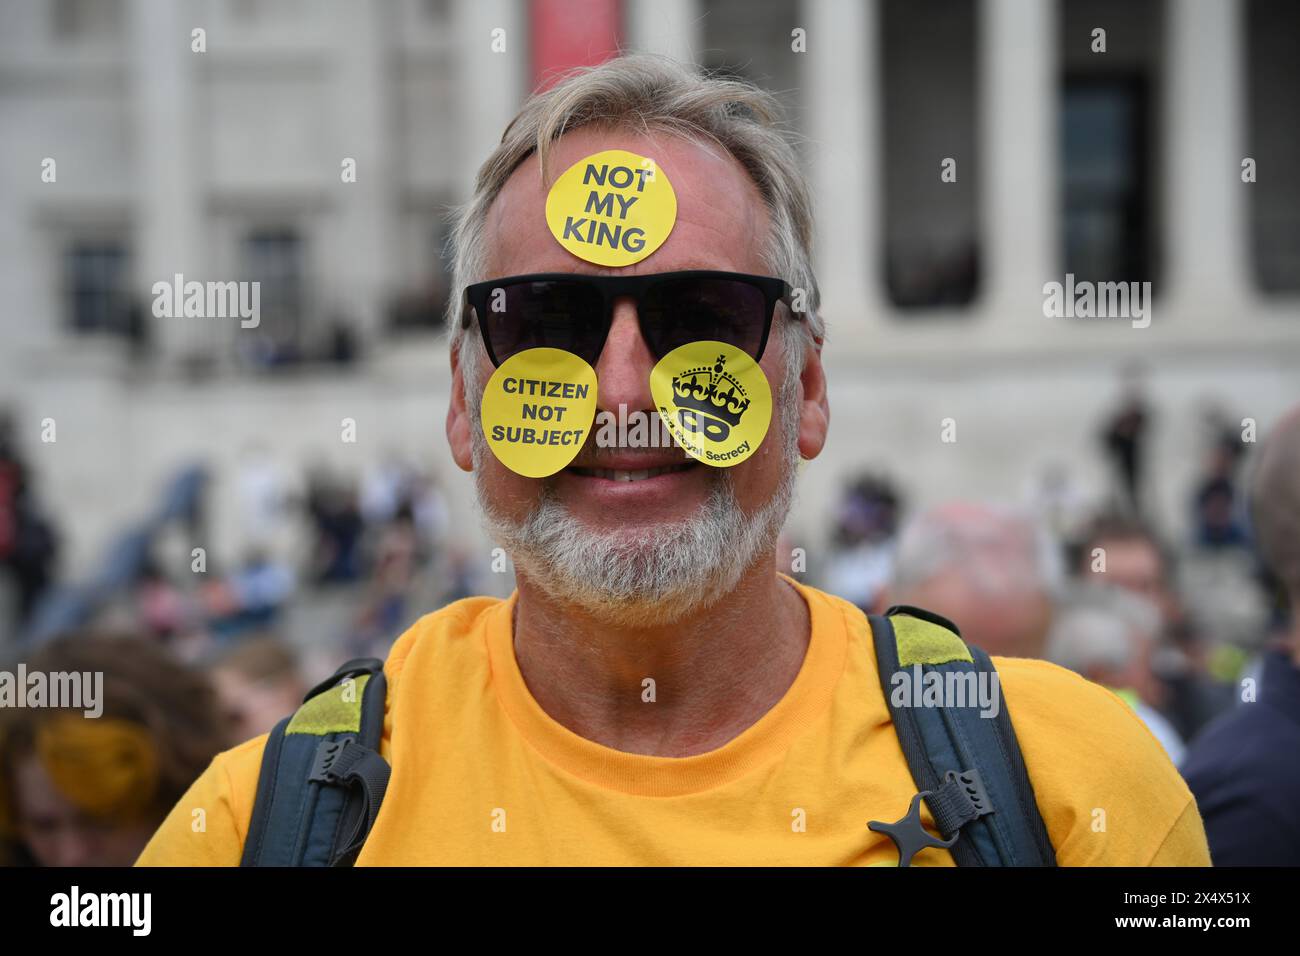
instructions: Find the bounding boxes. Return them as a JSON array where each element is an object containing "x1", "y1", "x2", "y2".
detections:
[
  {"x1": 639, "y1": 277, "x2": 768, "y2": 360},
  {"x1": 480, "y1": 280, "x2": 606, "y2": 365}
]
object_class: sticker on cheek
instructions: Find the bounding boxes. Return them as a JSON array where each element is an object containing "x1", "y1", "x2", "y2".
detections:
[
  {"x1": 544, "y1": 149, "x2": 676, "y2": 266},
  {"x1": 480, "y1": 348, "x2": 598, "y2": 478},
  {"x1": 650, "y1": 341, "x2": 772, "y2": 468}
]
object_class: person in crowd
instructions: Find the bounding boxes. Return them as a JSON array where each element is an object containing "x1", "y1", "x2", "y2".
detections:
[
  {"x1": 0, "y1": 632, "x2": 225, "y2": 866},
  {"x1": 1182, "y1": 406, "x2": 1300, "y2": 866},
  {"x1": 1077, "y1": 515, "x2": 1232, "y2": 741},
  {"x1": 824, "y1": 474, "x2": 901, "y2": 613},
  {"x1": 1100, "y1": 367, "x2": 1150, "y2": 517},
  {"x1": 0, "y1": 408, "x2": 61, "y2": 639},
  {"x1": 209, "y1": 636, "x2": 308, "y2": 745},
  {"x1": 1048, "y1": 585, "x2": 1186, "y2": 765},
  {"x1": 888, "y1": 501, "x2": 1062, "y2": 659}
]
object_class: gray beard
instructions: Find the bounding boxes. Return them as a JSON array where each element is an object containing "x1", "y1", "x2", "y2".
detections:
[{"x1": 467, "y1": 355, "x2": 801, "y2": 627}]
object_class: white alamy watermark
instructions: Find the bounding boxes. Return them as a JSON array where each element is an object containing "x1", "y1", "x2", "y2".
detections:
[
  {"x1": 889, "y1": 664, "x2": 1002, "y2": 719},
  {"x1": 151, "y1": 273, "x2": 260, "y2": 328},
  {"x1": 0, "y1": 665, "x2": 103, "y2": 718},
  {"x1": 50, "y1": 886, "x2": 151, "y2": 936},
  {"x1": 1042, "y1": 273, "x2": 1151, "y2": 329},
  {"x1": 593, "y1": 404, "x2": 683, "y2": 449}
]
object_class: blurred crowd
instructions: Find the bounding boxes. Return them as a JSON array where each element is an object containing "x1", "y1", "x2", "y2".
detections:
[
  {"x1": 818, "y1": 391, "x2": 1277, "y2": 763},
  {"x1": 0, "y1": 383, "x2": 1296, "y2": 867},
  {"x1": 0, "y1": 413, "x2": 492, "y2": 865}
]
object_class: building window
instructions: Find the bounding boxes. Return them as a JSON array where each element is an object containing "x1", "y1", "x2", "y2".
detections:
[
  {"x1": 1060, "y1": 80, "x2": 1152, "y2": 284},
  {"x1": 51, "y1": 0, "x2": 124, "y2": 41},
  {"x1": 880, "y1": 0, "x2": 981, "y2": 310},
  {"x1": 64, "y1": 241, "x2": 132, "y2": 336},
  {"x1": 1246, "y1": 0, "x2": 1300, "y2": 293},
  {"x1": 1059, "y1": 0, "x2": 1163, "y2": 292},
  {"x1": 423, "y1": 0, "x2": 452, "y2": 23},
  {"x1": 227, "y1": 0, "x2": 306, "y2": 23},
  {"x1": 698, "y1": 0, "x2": 804, "y2": 129},
  {"x1": 242, "y1": 229, "x2": 305, "y2": 363},
  {"x1": 389, "y1": 216, "x2": 452, "y2": 334}
]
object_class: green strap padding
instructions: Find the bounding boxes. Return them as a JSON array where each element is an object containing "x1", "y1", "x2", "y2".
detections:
[
  {"x1": 285, "y1": 673, "x2": 370, "y2": 736},
  {"x1": 892, "y1": 615, "x2": 973, "y2": 667}
]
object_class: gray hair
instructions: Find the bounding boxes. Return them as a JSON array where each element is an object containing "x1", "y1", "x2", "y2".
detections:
[
  {"x1": 890, "y1": 502, "x2": 1066, "y2": 601},
  {"x1": 1249, "y1": 406, "x2": 1300, "y2": 599},
  {"x1": 1047, "y1": 585, "x2": 1162, "y2": 675},
  {"x1": 445, "y1": 53, "x2": 823, "y2": 374}
]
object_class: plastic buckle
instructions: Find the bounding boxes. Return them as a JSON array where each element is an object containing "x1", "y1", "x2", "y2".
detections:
[
  {"x1": 309, "y1": 738, "x2": 352, "y2": 784},
  {"x1": 945, "y1": 768, "x2": 992, "y2": 817},
  {"x1": 868, "y1": 791, "x2": 960, "y2": 867}
]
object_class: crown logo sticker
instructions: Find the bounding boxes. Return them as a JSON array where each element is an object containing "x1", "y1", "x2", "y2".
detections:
[
  {"x1": 671, "y1": 354, "x2": 750, "y2": 442},
  {"x1": 651, "y1": 341, "x2": 772, "y2": 469}
]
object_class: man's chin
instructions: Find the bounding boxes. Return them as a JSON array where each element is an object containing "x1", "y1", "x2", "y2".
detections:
[
  {"x1": 515, "y1": 563, "x2": 716, "y2": 628},
  {"x1": 480, "y1": 487, "x2": 752, "y2": 627}
]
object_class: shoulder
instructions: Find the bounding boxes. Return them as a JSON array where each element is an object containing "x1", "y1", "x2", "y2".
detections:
[
  {"x1": 1183, "y1": 696, "x2": 1300, "y2": 815},
  {"x1": 1182, "y1": 705, "x2": 1265, "y2": 780},
  {"x1": 991, "y1": 655, "x2": 1177, "y2": 781},
  {"x1": 990, "y1": 656, "x2": 1208, "y2": 865},
  {"x1": 383, "y1": 595, "x2": 507, "y2": 689},
  {"x1": 135, "y1": 732, "x2": 270, "y2": 865},
  {"x1": 992, "y1": 655, "x2": 1154, "y2": 741},
  {"x1": 138, "y1": 595, "x2": 509, "y2": 866}
]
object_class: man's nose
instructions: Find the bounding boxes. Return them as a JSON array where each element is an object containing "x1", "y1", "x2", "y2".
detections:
[{"x1": 594, "y1": 297, "x2": 655, "y2": 412}]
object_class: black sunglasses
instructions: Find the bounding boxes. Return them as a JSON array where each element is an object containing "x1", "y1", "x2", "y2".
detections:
[{"x1": 462, "y1": 270, "x2": 796, "y2": 367}]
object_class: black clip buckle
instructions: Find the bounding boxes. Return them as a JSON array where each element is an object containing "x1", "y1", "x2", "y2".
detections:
[
  {"x1": 868, "y1": 791, "x2": 960, "y2": 867},
  {"x1": 945, "y1": 768, "x2": 992, "y2": 817},
  {"x1": 309, "y1": 738, "x2": 352, "y2": 784}
]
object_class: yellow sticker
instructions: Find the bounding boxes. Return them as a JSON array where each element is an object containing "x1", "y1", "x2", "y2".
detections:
[
  {"x1": 481, "y1": 348, "x2": 598, "y2": 478},
  {"x1": 544, "y1": 149, "x2": 677, "y2": 266},
  {"x1": 650, "y1": 341, "x2": 772, "y2": 468}
]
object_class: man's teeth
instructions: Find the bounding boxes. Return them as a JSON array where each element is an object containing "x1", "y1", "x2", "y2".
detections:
[{"x1": 574, "y1": 464, "x2": 691, "y2": 481}]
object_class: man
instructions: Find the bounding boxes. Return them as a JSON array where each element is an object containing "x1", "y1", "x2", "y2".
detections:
[
  {"x1": 137, "y1": 55, "x2": 1206, "y2": 866},
  {"x1": 1182, "y1": 407, "x2": 1300, "y2": 865},
  {"x1": 1077, "y1": 515, "x2": 1176, "y2": 621},
  {"x1": 1047, "y1": 585, "x2": 1186, "y2": 766},
  {"x1": 1078, "y1": 515, "x2": 1231, "y2": 740},
  {"x1": 888, "y1": 502, "x2": 1060, "y2": 659}
]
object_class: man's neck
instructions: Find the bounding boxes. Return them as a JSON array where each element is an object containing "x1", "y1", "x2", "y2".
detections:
[{"x1": 510, "y1": 561, "x2": 811, "y2": 758}]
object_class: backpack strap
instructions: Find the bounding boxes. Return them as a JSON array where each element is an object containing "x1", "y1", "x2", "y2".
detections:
[
  {"x1": 868, "y1": 605, "x2": 1056, "y2": 867},
  {"x1": 240, "y1": 658, "x2": 391, "y2": 867}
]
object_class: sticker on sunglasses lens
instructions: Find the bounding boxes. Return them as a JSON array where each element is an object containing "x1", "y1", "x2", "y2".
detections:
[
  {"x1": 650, "y1": 341, "x2": 771, "y2": 468},
  {"x1": 481, "y1": 347, "x2": 598, "y2": 478},
  {"x1": 544, "y1": 149, "x2": 677, "y2": 267}
]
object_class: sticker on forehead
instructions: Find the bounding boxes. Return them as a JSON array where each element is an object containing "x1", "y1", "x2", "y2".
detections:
[
  {"x1": 650, "y1": 341, "x2": 772, "y2": 468},
  {"x1": 481, "y1": 347, "x2": 598, "y2": 478},
  {"x1": 544, "y1": 149, "x2": 677, "y2": 267}
]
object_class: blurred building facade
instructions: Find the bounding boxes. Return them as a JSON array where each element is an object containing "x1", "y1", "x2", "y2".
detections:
[{"x1": 0, "y1": 0, "x2": 1297, "y2": 585}]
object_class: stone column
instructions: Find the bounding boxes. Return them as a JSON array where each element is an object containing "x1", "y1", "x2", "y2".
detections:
[
  {"x1": 805, "y1": 0, "x2": 883, "y2": 345},
  {"x1": 979, "y1": 0, "x2": 1058, "y2": 336},
  {"x1": 130, "y1": 0, "x2": 204, "y2": 364},
  {"x1": 1163, "y1": 0, "x2": 1251, "y2": 321}
]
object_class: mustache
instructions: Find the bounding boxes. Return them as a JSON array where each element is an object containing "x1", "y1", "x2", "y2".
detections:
[{"x1": 565, "y1": 407, "x2": 694, "y2": 470}]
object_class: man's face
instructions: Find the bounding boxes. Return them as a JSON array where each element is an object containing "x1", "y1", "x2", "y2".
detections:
[
  {"x1": 1090, "y1": 537, "x2": 1174, "y2": 625},
  {"x1": 446, "y1": 126, "x2": 829, "y2": 621}
]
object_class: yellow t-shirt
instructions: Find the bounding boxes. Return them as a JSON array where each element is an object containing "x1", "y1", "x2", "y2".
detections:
[{"x1": 136, "y1": 580, "x2": 1209, "y2": 866}]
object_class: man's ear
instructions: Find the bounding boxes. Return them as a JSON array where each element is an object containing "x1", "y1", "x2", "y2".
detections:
[
  {"x1": 797, "y1": 332, "x2": 829, "y2": 461},
  {"x1": 446, "y1": 341, "x2": 475, "y2": 473}
]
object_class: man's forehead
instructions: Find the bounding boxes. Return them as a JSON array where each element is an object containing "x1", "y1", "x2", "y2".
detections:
[{"x1": 483, "y1": 125, "x2": 771, "y2": 277}]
